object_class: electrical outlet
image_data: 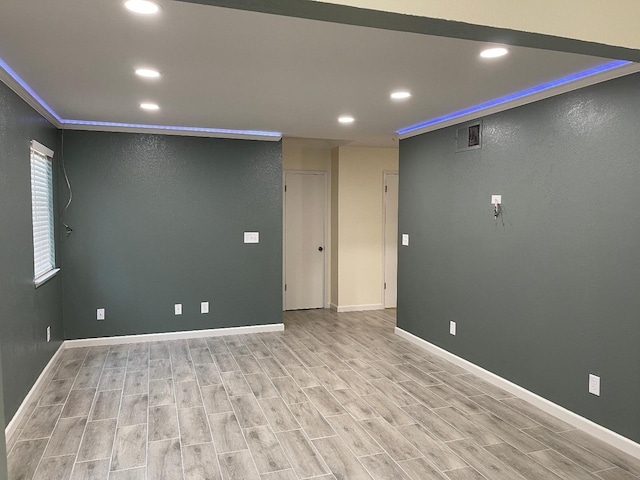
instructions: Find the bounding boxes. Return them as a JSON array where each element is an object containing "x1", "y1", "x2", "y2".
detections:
[
  {"x1": 175, "y1": 303, "x2": 182, "y2": 315},
  {"x1": 589, "y1": 374, "x2": 600, "y2": 396},
  {"x1": 402, "y1": 234, "x2": 409, "y2": 246},
  {"x1": 97, "y1": 308, "x2": 105, "y2": 321},
  {"x1": 491, "y1": 195, "x2": 502, "y2": 205},
  {"x1": 201, "y1": 301, "x2": 209, "y2": 314},
  {"x1": 450, "y1": 321, "x2": 456, "y2": 335},
  {"x1": 46, "y1": 326, "x2": 51, "y2": 343},
  {"x1": 244, "y1": 232, "x2": 259, "y2": 244}
]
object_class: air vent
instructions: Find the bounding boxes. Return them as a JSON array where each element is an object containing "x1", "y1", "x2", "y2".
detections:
[{"x1": 456, "y1": 121, "x2": 482, "y2": 152}]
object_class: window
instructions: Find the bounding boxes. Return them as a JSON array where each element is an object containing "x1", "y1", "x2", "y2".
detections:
[{"x1": 30, "y1": 140, "x2": 58, "y2": 286}]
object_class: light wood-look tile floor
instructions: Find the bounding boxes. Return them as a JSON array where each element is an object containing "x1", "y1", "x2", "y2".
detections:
[{"x1": 6, "y1": 309, "x2": 640, "y2": 479}]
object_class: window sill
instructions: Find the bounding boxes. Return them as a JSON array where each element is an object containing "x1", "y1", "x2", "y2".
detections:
[{"x1": 35, "y1": 268, "x2": 60, "y2": 288}]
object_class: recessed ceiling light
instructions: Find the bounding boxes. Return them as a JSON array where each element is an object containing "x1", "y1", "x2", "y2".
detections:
[
  {"x1": 124, "y1": 0, "x2": 160, "y2": 15},
  {"x1": 391, "y1": 91, "x2": 411, "y2": 100},
  {"x1": 135, "y1": 68, "x2": 161, "y2": 78},
  {"x1": 480, "y1": 47, "x2": 509, "y2": 58},
  {"x1": 338, "y1": 115, "x2": 354, "y2": 124},
  {"x1": 140, "y1": 103, "x2": 160, "y2": 111}
]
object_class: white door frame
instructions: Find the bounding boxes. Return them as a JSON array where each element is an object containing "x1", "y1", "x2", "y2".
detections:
[
  {"x1": 382, "y1": 171, "x2": 399, "y2": 308},
  {"x1": 283, "y1": 170, "x2": 330, "y2": 310}
]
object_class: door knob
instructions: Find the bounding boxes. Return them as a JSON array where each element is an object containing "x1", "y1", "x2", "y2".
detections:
[{"x1": 318, "y1": 247, "x2": 324, "y2": 252}]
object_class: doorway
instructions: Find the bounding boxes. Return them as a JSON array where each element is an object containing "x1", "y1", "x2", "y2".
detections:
[
  {"x1": 383, "y1": 172, "x2": 399, "y2": 308},
  {"x1": 283, "y1": 172, "x2": 327, "y2": 310}
]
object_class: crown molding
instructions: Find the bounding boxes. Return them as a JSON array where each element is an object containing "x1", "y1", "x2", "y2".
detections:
[
  {"x1": 0, "y1": 58, "x2": 61, "y2": 128},
  {"x1": 398, "y1": 61, "x2": 640, "y2": 139}
]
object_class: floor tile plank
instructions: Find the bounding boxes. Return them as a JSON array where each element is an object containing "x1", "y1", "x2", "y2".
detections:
[
  {"x1": 111, "y1": 424, "x2": 147, "y2": 470},
  {"x1": 148, "y1": 438, "x2": 184, "y2": 480},
  {"x1": 183, "y1": 443, "x2": 223, "y2": 480},
  {"x1": 209, "y1": 412, "x2": 247, "y2": 453},
  {"x1": 313, "y1": 436, "x2": 375, "y2": 480}
]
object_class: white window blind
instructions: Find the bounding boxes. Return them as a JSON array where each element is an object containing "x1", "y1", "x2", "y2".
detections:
[{"x1": 30, "y1": 141, "x2": 56, "y2": 282}]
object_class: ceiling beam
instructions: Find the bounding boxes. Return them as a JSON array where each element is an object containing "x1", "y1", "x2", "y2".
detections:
[{"x1": 176, "y1": 0, "x2": 640, "y2": 62}]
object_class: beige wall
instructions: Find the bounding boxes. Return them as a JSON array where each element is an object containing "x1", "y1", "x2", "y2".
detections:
[
  {"x1": 333, "y1": 146, "x2": 399, "y2": 310},
  {"x1": 311, "y1": 0, "x2": 640, "y2": 50},
  {"x1": 330, "y1": 148, "x2": 340, "y2": 305},
  {"x1": 282, "y1": 138, "x2": 333, "y2": 307},
  {"x1": 283, "y1": 139, "x2": 399, "y2": 312},
  {"x1": 282, "y1": 140, "x2": 332, "y2": 172}
]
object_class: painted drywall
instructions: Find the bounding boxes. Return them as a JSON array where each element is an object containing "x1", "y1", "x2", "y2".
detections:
[
  {"x1": 282, "y1": 138, "x2": 332, "y2": 307},
  {"x1": 282, "y1": 139, "x2": 332, "y2": 171},
  {"x1": 61, "y1": 130, "x2": 282, "y2": 340},
  {"x1": 330, "y1": 148, "x2": 340, "y2": 306},
  {"x1": 398, "y1": 72, "x2": 640, "y2": 442},
  {"x1": 334, "y1": 146, "x2": 398, "y2": 310},
  {"x1": 183, "y1": 1, "x2": 640, "y2": 62},
  {"x1": 310, "y1": 0, "x2": 640, "y2": 50},
  {"x1": 0, "y1": 80, "x2": 64, "y2": 422}
]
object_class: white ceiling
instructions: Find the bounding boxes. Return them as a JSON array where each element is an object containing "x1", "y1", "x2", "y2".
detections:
[{"x1": 0, "y1": 0, "x2": 630, "y2": 146}]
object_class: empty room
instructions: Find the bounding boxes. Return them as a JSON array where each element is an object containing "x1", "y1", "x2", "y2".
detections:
[{"x1": 1, "y1": 1, "x2": 640, "y2": 479}]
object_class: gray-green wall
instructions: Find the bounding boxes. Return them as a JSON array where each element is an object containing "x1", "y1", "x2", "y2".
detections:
[
  {"x1": 61, "y1": 130, "x2": 282, "y2": 340},
  {"x1": 0, "y1": 81, "x2": 64, "y2": 421},
  {"x1": 398, "y1": 72, "x2": 640, "y2": 442}
]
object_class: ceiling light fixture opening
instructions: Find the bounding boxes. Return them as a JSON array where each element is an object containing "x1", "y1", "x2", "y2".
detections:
[
  {"x1": 338, "y1": 115, "x2": 354, "y2": 124},
  {"x1": 124, "y1": 0, "x2": 160, "y2": 15},
  {"x1": 135, "y1": 68, "x2": 161, "y2": 78},
  {"x1": 480, "y1": 47, "x2": 509, "y2": 59},
  {"x1": 391, "y1": 91, "x2": 411, "y2": 100},
  {"x1": 140, "y1": 103, "x2": 160, "y2": 111}
]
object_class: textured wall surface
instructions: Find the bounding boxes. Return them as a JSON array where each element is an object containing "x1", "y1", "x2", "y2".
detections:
[
  {"x1": 61, "y1": 131, "x2": 282, "y2": 339},
  {"x1": 398, "y1": 72, "x2": 640, "y2": 442},
  {"x1": 0, "y1": 81, "x2": 63, "y2": 421}
]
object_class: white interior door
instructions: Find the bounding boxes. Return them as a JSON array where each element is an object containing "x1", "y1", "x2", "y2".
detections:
[
  {"x1": 284, "y1": 172, "x2": 326, "y2": 310},
  {"x1": 384, "y1": 173, "x2": 399, "y2": 308}
]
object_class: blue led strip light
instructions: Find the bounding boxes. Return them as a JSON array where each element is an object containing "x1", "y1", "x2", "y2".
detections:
[
  {"x1": 0, "y1": 57, "x2": 62, "y2": 122},
  {"x1": 397, "y1": 60, "x2": 632, "y2": 136},
  {"x1": 62, "y1": 119, "x2": 282, "y2": 138},
  {"x1": 0, "y1": 57, "x2": 281, "y2": 138}
]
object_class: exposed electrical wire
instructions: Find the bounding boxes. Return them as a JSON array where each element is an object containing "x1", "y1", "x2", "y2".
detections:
[
  {"x1": 495, "y1": 204, "x2": 509, "y2": 229},
  {"x1": 60, "y1": 131, "x2": 73, "y2": 236}
]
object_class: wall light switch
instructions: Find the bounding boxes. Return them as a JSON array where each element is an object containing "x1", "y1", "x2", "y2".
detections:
[
  {"x1": 46, "y1": 326, "x2": 51, "y2": 343},
  {"x1": 175, "y1": 303, "x2": 182, "y2": 315},
  {"x1": 97, "y1": 308, "x2": 105, "y2": 321},
  {"x1": 201, "y1": 301, "x2": 209, "y2": 314},
  {"x1": 589, "y1": 374, "x2": 600, "y2": 396},
  {"x1": 402, "y1": 234, "x2": 409, "y2": 246},
  {"x1": 491, "y1": 195, "x2": 502, "y2": 205},
  {"x1": 244, "y1": 232, "x2": 259, "y2": 244},
  {"x1": 450, "y1": 321, "x2": 457, "y2": 335}
]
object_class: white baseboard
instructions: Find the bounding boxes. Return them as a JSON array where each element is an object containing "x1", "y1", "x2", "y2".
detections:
[
  {"x1": 329, "y1": 303, "x2": 338, "y2": 312},
  {"x1": 395, "y1": 327, "x2": 640, "y2": 460},
  {"x1": 65, "y1": 323, "x2": 285, "y2": 348},
  {"x1": 5, "y1": 343, "x2": 66, "y2": 441},
  {"x1": 334, "y1": 304, "x2": 384, "y2": 313}
]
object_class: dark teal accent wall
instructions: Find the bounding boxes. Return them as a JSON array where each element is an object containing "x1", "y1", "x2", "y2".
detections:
[
  {"x1": 398, "y1": 72, "x2": 640, "y2": 442},
  {"x1": 61, "y1": 131, "x2": 282, "y2": 340},
  {"x1": 0, "y1": 81, "x2": 64, "y2": 422}
]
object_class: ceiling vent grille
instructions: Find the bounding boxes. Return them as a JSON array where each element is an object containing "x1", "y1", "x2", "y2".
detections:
[{"x1": 456, "y1": 121, "x2": 482, "y2": 152}]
